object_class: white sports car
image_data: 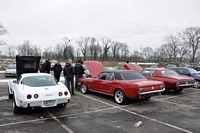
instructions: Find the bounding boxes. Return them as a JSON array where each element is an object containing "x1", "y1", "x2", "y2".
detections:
[{"x1": 8, "y1": 56, "x2": 71, "y2": 113}]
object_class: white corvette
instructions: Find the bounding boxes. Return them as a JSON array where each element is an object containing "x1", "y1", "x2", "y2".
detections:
[{"x1": 8, "y1": 56, "x2": 71, "y2": 113}]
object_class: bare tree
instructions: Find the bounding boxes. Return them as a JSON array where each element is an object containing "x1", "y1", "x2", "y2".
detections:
[
  {"x1": 0, "y1": 23, "x2": 7, "y2": 36},
  {"x1": 119, "y1": 43, "x2": 130, "y2": 61},
  {"x1": 110, "y1": 41, "x2": 121, "y2": 60},
  {"x1": 179, "y1": 27, "x2": 200, "y2": 63},
  {"x1": 99, "y1": 38, "x2": 111, "y2": 61},
  {"x1": 178, "y1": 42, "x2": 190, "y2": 62},
  {"x1": 6, "y1": 45, "x2": 16, "y2": 58},
  {"x1": 163, "y1": 34, "x2": 180, "y2": 62},
  {"x1": 43, "y1": 46, "x2": 54, "y2": 59},
  {"x1": 62, "y1": 37, "x2": 73, "y2": 60},
  {"x1": 88, "y1": 37, "x2": 97, "y2": 60},
  {"x1": 142, "y1": 47, "x2": 154, "y2": 60},
  {"x1": 76, "y1": 37, "x2": 90, "y2": 61},
  {"x1": 17, "y1": 40, "x2": 33, "y2": 56},
  {"x1": 32, "y1": 45, "x2": 42, "y2": 56}
]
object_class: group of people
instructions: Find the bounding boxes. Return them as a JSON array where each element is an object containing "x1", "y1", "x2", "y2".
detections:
[{"x1": 40, "y1": 59, "x2": 84, "y2": 95}]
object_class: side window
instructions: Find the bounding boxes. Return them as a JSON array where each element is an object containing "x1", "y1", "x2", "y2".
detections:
[
  {"x1": 98, "y1": 72, "x2": 113, "y2": 80},
  {"x1": 178, "y1": 69, "x2": 187, "y2": 75},
  {"x1": 141, "y1": 70, "x2": 154, "y2": 76}
]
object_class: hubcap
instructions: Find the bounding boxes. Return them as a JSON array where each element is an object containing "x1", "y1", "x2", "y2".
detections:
[
  {"x1": 115, "y1": 91, "x2": 123, "y2": 103},
  {"x1": 194, "y1": 81, "x2": 199, "y2": 88},
  {"x1": 81, "y1": 84, "x2": 86, "y2": 93}
]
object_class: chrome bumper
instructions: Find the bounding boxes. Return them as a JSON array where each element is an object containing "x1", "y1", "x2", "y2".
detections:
[
  {"x1": 178, "y1": 84, "x2": 194, "y2": 87},
  {"x1": 138, "y1": 88, "x2": 165, "y2": 95}
]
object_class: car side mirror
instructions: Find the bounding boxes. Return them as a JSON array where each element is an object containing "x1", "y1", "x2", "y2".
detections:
[{"x1": 13, "y1": 80, "x2": 17, "y2": 83}]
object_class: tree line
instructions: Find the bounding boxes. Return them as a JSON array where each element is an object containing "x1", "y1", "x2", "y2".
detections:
[{"x1": 1, "y1": 22, "x2": 200, "y2": 63}]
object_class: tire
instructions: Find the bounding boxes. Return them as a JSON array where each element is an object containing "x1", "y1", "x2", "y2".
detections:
[
  {"x1": 114, "y1": 89, "x2": 127, "y2": 105},
  {"x1": 13, "y1": 95, "x2": 21, "y2": 114},
  {"x1": 174, "y1": 88, "x2": 183, "y2": 93},
  {"x1": 8, "y1": 87, "x2": 13, "y2": 99},
  {"x1": 143, "y1": 96, "x2": 151, "y2": 100},
  {"x1": 57, "y1": 103, "x2": 67, "y2": 108},
  {"x1": 193, "y1": 81, "x2": 199, "y2": 88},
  {"x1": 81, "y1": 83, "x2": 89, "y2": 94}
]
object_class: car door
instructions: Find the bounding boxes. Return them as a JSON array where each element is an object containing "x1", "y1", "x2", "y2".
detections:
[{"x1": 93, "y1": 72, "x2": 113, "y2": 94}]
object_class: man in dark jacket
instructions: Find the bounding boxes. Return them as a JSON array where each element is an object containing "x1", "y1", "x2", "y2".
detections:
[
  {"x1": 74, "y1": 60, "x2": 84, "y2": 90},
  {"x1": 53, "y1": 60, "x2": 62, "y2": 82},
  {"x1": 63, "y1": 59, "x2": 75, "y2": 95},
  {"x1": 40, "y1": 59, "x2": 52, "y2": 73}
]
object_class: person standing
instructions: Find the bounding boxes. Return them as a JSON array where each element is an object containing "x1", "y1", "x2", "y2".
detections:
[
  {"x1": 63, "y1": 59, "x2": 75, "y2": 95},
  {"x1": 74, "y1": 60, "x2": 84, "y2": 90},
  {"x1": 53, "y1": 60, "x2": 62, "y2": 82},
  {"x1": 40, "y1": 59, "x2": 52, "y2": 73}
]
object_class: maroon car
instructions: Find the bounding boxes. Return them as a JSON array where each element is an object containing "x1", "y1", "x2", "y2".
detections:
[
  {"x1": 78, "y1": 61, "x2": 165, "y2": 105},
  {"x1": 124, "y1": 64, "x2": 195, "y2": 93}
]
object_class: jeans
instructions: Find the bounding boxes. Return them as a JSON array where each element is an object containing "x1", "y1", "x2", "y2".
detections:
[{"x1": 64, "y1": 76, "x2": 67, "y2": 87}]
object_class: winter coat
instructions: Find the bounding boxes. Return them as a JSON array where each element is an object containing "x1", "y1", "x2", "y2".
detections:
[
  {"x1": 74, "y1": 63, "x2": 84, "y2": 75},
  {"x1": 53, "y1": 64, "x2": 62, "y2": 75},
  {"x1": 63, "y1": 63, "x2": 75, "y2": 79}
]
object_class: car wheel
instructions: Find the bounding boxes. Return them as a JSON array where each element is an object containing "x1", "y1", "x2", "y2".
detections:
[
  {"x1": 114, "y1": 89, "x2": 127, "y2": 105},
  {"x1": 143, "y1": 96, "x2": 151, "y2": 100},
  {"x1": 193, "y1": 81, "x2": 199, "y2": 88},
  {"x1": 13, "y1": 95, "x2": 21, "y2": 114},
  {"x1": 174, "y1": 88, "x2": 183, "y2": 92},
  {"x1": 81, "y1": 83, "x2": 88, "y2": 94},
  {"x1": 57, "y1": 103, "x2": 67, "y2": 108}
]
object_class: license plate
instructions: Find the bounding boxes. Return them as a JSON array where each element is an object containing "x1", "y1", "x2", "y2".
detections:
[{"x1": 43, "y1": 100, "x2": 55, "y2": 106}]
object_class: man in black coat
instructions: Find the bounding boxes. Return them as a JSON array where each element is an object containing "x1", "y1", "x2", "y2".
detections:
[
  {"x1": 53, "y1": 60, "x2": 62, "y2": 82},
  {"x1": 63, "y1": 59, "x2": 75, "y2": 95},
  {"x1": 40, "y1": 59, "x2": 52, "y2": 73},
  {"x1": 74, "y1": 60, "x2": 84, "y2": 90}
]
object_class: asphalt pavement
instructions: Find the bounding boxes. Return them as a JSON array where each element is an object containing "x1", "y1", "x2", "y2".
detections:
[{"x1": 0, "y1": 73, "x2": 200, "y2": 133}]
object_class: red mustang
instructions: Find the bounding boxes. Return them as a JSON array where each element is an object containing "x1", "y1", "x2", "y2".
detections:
[
  {"x1": 124, "y1": 63, "x2": 195, "y2": 93},
  {"x1": 78, "y1": 61, "x2": 165, "y2": 104}
]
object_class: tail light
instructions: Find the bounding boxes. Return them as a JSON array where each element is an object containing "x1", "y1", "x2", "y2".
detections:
[
  {"x1": 64, "y1": 91, "x2": 68, "y2": 96},
  {"x1": 27, "y1": 94, "x2": 32, "y2": 99},
  {"x1": 58, "y1": 92, "x2": 63, "y2": 96},
  {"x1": 160, "y1": 85, "x2": 165, "y2": 89},
  {"x1": 34, "y1": 94, "x2": 39, "y2": 99},
  {"x1": 139, "y1": 88, "x2": 144, "y2": 92}
]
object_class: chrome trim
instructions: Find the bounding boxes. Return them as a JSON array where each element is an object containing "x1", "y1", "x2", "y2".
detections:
[
  {"x1": 178, "y1": 84, "x2": 194, "y2": 87},
  {"x1": 138, "y1": 88, "x2": 165, "y2": 95}
]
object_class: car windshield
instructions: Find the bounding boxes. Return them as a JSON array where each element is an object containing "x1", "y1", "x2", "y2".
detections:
[
  {"x1": 162, "y1": 70, "x2": 178, "y2": 76},
  {"x1": 21, "y1": 76, "x2": 57, "y2": 87},
  {"x1": 167, "y1": 64, "x2": 177, "y2": 67},
  {"x1": 122, "y1": 72, "x2": 146, "y2": 80},
  {"x1": 7, "y1": 65, "x2": 16, "y2": 69},
  {"x1": 187, "y1": 68, "x2": 199, "y2": 75}
]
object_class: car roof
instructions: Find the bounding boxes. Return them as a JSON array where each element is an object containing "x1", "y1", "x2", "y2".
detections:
[
  {"x1": 144, "y1": 68, "x2": 166, "y2": 71},
  {"x1": 21, "y1": 73, "x2": 52, "y2": 77}
]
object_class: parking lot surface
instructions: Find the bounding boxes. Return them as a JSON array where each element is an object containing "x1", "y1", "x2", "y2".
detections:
[{"x1": 0, "y1": 75, "x2": 200, "y2": 133}]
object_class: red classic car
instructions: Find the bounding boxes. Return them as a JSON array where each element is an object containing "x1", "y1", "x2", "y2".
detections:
[
  {"x1": 124, "y1": 63, "x2": 195, "y2": 93},
  {"x1": 78, "y1": 61, "x2": 165, "y2": 105}
]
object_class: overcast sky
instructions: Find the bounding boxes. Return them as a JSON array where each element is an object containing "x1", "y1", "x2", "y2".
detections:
[{"x1": 0, "y1": 0, "x2": 200, "y2": 53}]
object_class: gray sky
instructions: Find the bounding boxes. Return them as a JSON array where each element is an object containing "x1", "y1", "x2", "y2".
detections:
[{"x1": 0, "y1": 0, "x2": 200, "y2": 53}]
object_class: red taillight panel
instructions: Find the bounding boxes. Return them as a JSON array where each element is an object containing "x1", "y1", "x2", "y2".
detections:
[
  {"x1": 27, "y1": 94, "x2": 32, "y2": 99},
  {"x1": 64, "y1": 91, "x2": 68, "y2": 96},
  {"x1": 34, "y1": 94, "x2": 39, "y2": 99},
  {"x1": 58, "y1": 92, "x2": 63, "y2": 96}
]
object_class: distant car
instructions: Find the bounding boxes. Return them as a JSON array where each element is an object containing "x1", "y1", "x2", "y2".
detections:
[
  {"x1": 186, "y1": 65, "x2": 200, "y2": 71},
  {"x1": 4, "y1": 65, "x2": 16, "y2": 77},
  {"x1": 166, "y1": 64, "x2": 177, "y2": 68},
  {"x1": 78, "y1": 61, "x2": 165, "y2": 105},
  {"x1": 150, "y1": 65, "x2": 158, "y2": 68},
  {"x1": 8, "y1": 56, "x2": 71, "y2": 113},
  {"x1": 124, "y1": 64, "x2": 195, "y2": 93},
  {"x1": 169, "y1": 67, "x2": 200, "y2": 88}
]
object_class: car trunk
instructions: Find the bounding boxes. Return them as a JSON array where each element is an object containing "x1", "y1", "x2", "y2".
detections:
[{"x1": 16, "y1": 56, "x2": 41, "y2": 80}]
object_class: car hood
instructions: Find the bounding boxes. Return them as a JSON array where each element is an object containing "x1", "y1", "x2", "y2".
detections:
[
  {"x1": 84, "y1": 61, "x2": 105, "y2": 78},
  {"x1": 124, "y1": 63, "x2": 143, "y2": 72},
  {"x1": 16, "y1": 56, "x2": 41, "y2": 80}
]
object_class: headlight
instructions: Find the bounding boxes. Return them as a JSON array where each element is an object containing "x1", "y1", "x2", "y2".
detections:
[
  {"x1": 160, "y1": 85, "x2": 165, "y2": 89},
  {"x1": 139, "y1": 88, "x2": 144, "y2": 92}
]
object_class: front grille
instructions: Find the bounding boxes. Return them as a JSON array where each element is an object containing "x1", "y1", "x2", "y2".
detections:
[{"x1": 179, "y1": 80, "x2": 195, "y2": 85}]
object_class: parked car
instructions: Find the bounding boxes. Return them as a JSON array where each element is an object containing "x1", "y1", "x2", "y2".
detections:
[
  {"x1": 150, "y1": 65, "x2": 158, "y2": 68},
  {"x1": 8, "y1": 56, "x2": 71, "y2": 113},
  {"x1": 185, "y1": 65, "x2": 200, "y2": 71},
  {"x1": 4, "y1": 65, "x2": 16, "y2": 77},
  {"x1": 169, "y1": 67, "x2": 200, "y2": 88},
  {"x1": 78, "y1": 61, "x2": 165, "y2": 105},
  {"x1": 166, "y1": 64, "x2": 177, "y2": 68},
  {"x1": 124, "y1": 64, "x2": 195, "y2": 93}
]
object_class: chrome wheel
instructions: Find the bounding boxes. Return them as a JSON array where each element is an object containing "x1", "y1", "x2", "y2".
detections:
[
  {"x1": 114, "y1": 89, "x2": 127, "y2": 105},
  {"x1": 81, "y1": 83, "x2": 88, "y2": 94},
  {"x1": 193, "y1": 81, "x2": 199, "y2": 88}
]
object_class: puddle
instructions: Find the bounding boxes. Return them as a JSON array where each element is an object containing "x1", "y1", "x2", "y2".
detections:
[{"x1": 0, "y1": 96, "x2": 8, "y2": 101}]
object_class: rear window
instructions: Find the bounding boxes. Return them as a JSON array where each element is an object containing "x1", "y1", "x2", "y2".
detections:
[
  {"x1": 121, "y1": 72, "x2": 145, "y2": 80},
  {"x1": 7, "y1": 65, "x2": 16, "y2": 69},
  {"x1": 162, "y1": 70, "x2": 178, "y2": 76},
  {"x1": 21, "y1": 76, "x2": 57, "y2": 87}
]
